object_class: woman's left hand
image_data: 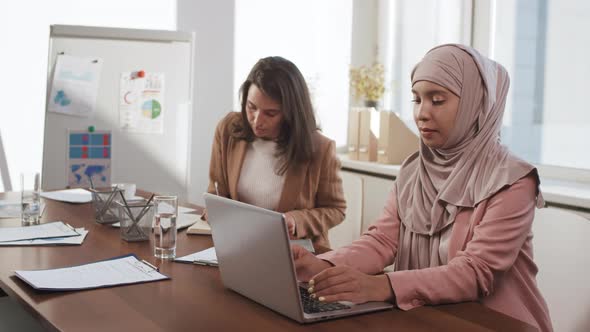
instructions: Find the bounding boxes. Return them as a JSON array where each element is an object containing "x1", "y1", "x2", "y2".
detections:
[{"x1": 308, "y1": 266, "x2": 394, "y2": 304}]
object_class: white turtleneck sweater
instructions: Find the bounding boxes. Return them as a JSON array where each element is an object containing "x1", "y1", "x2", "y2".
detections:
[{"x1": 237, "y1": 139, "x2": 286, "y2": 210}]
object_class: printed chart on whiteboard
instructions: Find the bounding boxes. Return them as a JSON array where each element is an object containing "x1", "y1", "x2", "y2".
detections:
[
  {"x1": 119, "y1": 71, "x2": 165, "y2": 134},
  {"x1": 67, "y1": 130, "x2": 112, "y2": 188},
  {"x1": 48, "y1": 54, "x2": 102, "y2": 117}
]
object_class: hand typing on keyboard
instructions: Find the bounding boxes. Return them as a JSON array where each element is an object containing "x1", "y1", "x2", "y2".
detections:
[
  {"x1": 299, "y1": 286, "x2": 350, "y2": 314},
  {"x1": 306, "y1": 266, "x2": 395, "y2": 305}
]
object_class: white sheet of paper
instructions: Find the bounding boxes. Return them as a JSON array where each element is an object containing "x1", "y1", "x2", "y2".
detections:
[
  {"x1": 48, "y1": 55, "x2": 102, "y2": 117},
  {"x1": 0, "y1": 228, "x2": 88, "y2": 246},
  {"x1": 40, "y1": 189, "x2": 92, "y2": 203},
  {"x1": 0, "y1": 203, "x2": 21, "y2": 218},
  {"x1": 178, "y1": 206, "x2": 197, "y2": 214},
  {"x1": 119, "y1": 72, "x2": 165, "y2": 134},
  {"x1": 15, "y1": 255, "x2": 168, "y2": 291},
  {"x1": 0, "y1": 221, "x2": 79, "y2": 243},
  {"x1": 290, "y1": 239, "x2": 315, "y2": 253},
  {"x1": 67, "y1": 130, "x2": 112, "y2": 188},
  {"x1": 0, "y1": 198, "x2": 20, "y2": 205},
  {"x1": 173, "y1": 213, "x2": 199, "y2": 229},
  {"x1": 175, "y1": 247, "x2": 218, "y2": 265}
]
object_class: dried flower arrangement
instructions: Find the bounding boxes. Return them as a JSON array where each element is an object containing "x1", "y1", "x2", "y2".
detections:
[{"x1": 349, "y1": 62, "x2": 385, "y2": 106}]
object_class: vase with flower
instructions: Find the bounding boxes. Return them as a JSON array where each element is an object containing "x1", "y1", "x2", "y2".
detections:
[{"x1": 349, "y1": 62, "x2": 385, "y2": 108}]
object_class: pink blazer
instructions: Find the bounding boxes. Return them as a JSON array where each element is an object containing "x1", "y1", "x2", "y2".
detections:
[{"x1": 319, "y1": 174, "x2": 552, "y2": 331}]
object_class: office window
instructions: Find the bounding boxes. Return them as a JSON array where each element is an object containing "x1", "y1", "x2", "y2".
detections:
[
  {"x1": 0, "y1": 0, "x2": 176, "y2": 191},
  {"x1": 234, "y1": 0, "x2": 353, "y2": 146},
  {"x1": 488, "y1": 0, "x2": 590, "y2": 170},
  {"x1": 381, "y1": 0, "x2": 471, "y2": 126}
]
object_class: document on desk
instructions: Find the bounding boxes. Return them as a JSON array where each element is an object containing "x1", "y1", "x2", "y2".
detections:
[
  {"x1": 0, "y1": 221, "x2": 79, "y2": 243},
  {"x1": 40, "y1": 188, "x2": 92, "y2": 203},
  {"x1": 175, "y1": 247, "x2": 218, "y2": 266},
  {"x1": 185, "y1": 217, "x2": 210, "y2": 235},
  {"x1": 15, "y1": 254, "x2": 169, "y2": 291},
  {"x1": 175, "y1": 239, "x2": 315, "y2": 267},
  {"x1": 0, "y1": 228, "x2": 88, "y2": 246},
  {"x1": 0, "y1": 202, "x2": 21, "y2": 218},
  {"x1": 112, "y1": 212, "x2": 199, "y2": 230},
  {"x1": 178, "y1": 206, "x2": 197, "y2": 214}
]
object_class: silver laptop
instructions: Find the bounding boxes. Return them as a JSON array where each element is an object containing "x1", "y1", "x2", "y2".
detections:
[{"x1": 204, "y1": 193, "x2": 393, "y2": 323}]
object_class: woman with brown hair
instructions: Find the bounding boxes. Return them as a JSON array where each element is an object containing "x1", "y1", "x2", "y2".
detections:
[{"x1": 206, "y1": 56, "x2": 346, "y2": 248}]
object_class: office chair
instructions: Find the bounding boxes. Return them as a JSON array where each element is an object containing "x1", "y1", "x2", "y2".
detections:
[{"x1": 532, "y1": 207, "x2": 590, "y2": 332}]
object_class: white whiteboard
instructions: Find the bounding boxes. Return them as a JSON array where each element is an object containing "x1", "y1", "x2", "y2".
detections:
[{"x1": 42, "y1": 25, "x2": 194, "y2": 198}]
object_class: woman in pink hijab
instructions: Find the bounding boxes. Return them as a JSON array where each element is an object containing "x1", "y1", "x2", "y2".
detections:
[{"x1": 293, "y1": 44, "x2": 552, "y2": 331}]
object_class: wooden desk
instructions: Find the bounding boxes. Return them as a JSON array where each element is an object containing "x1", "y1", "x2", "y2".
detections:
[{"x1": 0, "y1": 192, "x2": 537, "y2": 331}]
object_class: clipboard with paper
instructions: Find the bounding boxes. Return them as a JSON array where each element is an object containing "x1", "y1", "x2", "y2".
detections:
[{"x1": 15, "y1": 254, "x2": 169, "y2": 291}]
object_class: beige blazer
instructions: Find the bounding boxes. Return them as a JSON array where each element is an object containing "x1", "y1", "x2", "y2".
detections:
[{"x1": 206, "y1": 112, "x2": 346, "y2": 248}]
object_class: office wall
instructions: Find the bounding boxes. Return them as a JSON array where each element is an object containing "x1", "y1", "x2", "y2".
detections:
[
  {"x1": 350, "y1": 0, "x2": 378, "y2": 68},
  {"x1": 177, "y1": 0, "x2": 235, "y2": 205}
]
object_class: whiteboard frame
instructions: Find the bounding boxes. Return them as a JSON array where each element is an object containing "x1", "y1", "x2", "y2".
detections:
[{"x1": 42, "y1": 25, "x2": 195, "y2": 198}]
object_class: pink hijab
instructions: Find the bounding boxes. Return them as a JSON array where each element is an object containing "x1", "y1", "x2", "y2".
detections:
[{"x1": 394, "y1": 44, "x2": 543, "y2": 269}]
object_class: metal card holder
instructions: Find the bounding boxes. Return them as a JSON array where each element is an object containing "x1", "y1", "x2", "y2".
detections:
[{"x1": 89, "y1": 187, "x2": 123, "y2": 224}]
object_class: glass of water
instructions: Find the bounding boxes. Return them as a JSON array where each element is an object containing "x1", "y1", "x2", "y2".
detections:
[
  {"x1": 21, "y1": 172, "x2": 41, "y2": 226},
  {"x1": 153, "y1": 196, "x2": 177, "y2": 259}
]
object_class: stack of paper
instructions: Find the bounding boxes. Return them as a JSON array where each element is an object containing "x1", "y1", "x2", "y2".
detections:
[{"x1": 0, "y1": 221, "x2": 87, "y2": 246}]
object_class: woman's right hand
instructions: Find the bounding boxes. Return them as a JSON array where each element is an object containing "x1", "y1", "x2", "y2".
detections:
[{"x1": 292, "y1": 245, "x2": 332, "y2": 282}]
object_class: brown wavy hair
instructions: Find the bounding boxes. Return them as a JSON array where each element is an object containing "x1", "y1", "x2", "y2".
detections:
[{"x1": 232, "y1": 56, "x2": 318, "y2": 175}]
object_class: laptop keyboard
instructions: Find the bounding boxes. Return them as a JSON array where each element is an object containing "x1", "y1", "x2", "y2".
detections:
[{"x1": 299, "y1": 286, "x2": 351, "y2": 314}]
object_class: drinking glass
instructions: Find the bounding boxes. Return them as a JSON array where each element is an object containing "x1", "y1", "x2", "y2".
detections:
[
  {"x1": 153, "y1": 196, "x2": 177, "y2": 259},
  {"x1": 21, "y1": 172, "x2": 41, "y2": 226}
]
